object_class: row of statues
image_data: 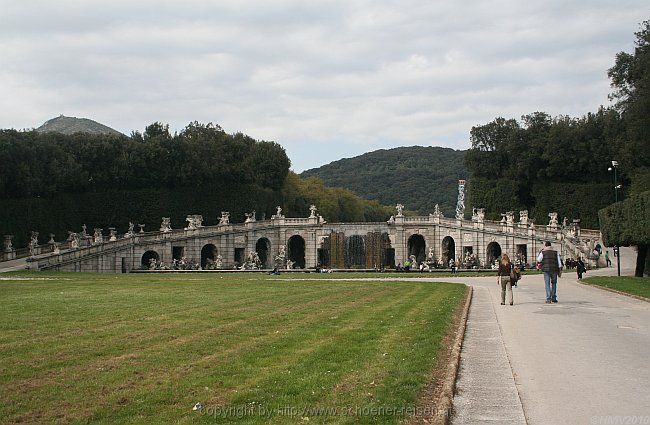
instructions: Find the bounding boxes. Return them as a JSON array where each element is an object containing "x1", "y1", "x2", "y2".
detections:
[
  {"x1": 9, "y1": 204, "x2": 575, "y2": 255},
  {"x1": 390, "y1": 203, "x2": 566, "y2": 230}
]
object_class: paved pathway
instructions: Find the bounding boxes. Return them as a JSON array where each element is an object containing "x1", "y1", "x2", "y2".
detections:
[
  {"x1": 449, "y1": 253, "x2": 649, "y2": 425},
  {"x1": 452, "y1": 285, "x2": 526, "y2": 424}
]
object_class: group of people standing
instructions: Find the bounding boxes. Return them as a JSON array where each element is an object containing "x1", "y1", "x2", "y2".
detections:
[{"x1": 497, "y1": 241, "x2": 565, "y2": 305}]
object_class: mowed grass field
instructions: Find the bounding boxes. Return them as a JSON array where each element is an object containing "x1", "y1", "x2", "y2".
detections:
[{"x1": 0, "y1": 272, "x2": 467, "y2": 424}]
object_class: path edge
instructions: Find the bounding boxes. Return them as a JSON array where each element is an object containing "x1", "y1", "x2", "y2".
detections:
[{"x1": 436, "y1": 284, "x2": 473, "y2": 425}]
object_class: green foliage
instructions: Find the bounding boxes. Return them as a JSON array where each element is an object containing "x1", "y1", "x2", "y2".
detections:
[
  {"x1": 608, "y1": 20, "x2": 650, "y2": 185},
  {"x1": 465, "y1": 109, "x2": 625, "y2": 228},
  {"x1": 629, "y1": 166, "x2": 650, "y2": 196},
  {"x1": 599, "y1": 191, "x2": 649, "y2": 277},
  {"x1": 598, "y1": 191, "x2": 650, "y2": 247},
  {"x1": 0, "y1": 186, "x2": 282, "y2": 247},
  {"x1": 282, "y1": 172, "x2": 393, "y2": 222},
  {"x1": 0, "y1": 123, "x2": 290, "y2": 198},
  {"x1": 0, "y1": 122, "x2": 396, "y2": 247},
  {"x1": 300, "y1": 146, "x2": 467, "y2": 215},
  {"x1": 531, "y1": 182, "x2": 615, "y2": 227}
]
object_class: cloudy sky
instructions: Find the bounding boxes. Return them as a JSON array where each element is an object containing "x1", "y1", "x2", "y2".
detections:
[{"x1": 1, "y1": 1, "x2": 647, "y2": 171}]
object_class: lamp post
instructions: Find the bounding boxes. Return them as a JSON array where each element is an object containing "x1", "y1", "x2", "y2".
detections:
[{"x1": 607, "y1": 160, "x2": 621, "y2": 276}]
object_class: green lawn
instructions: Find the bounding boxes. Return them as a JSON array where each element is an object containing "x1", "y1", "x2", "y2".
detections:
[
  {"x1": 0, "y1": 272, "x2": 466, "y2": 424},
  {"x1": 582, "y1": 276, "x2": 650, "y2": 299}
]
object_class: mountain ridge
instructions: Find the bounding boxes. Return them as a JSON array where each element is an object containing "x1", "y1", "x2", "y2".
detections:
[{"x1": 36, "y1": 115, "x2": 124, "y2": 136}]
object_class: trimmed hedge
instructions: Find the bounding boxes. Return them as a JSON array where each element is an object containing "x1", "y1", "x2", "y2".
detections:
[{"x1": 0, "y1": 186, "x2": 281, "y2": 248}]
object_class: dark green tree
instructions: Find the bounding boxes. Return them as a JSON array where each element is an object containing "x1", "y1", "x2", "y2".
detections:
[
  {"x1": 599, "y1": 191, "x2": 649, "y2": 277},
  {"x1": 608, "y1": 20, "x2": 650, "y2": 186}
]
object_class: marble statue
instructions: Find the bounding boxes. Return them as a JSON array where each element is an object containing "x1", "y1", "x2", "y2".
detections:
[
  {"x1": 138, "y1": 224, "x2": 145, "y2": 234},
  {"x1": 219, "y1": 212, "x2": 230, "y2": 226},
  {"x1": 272, "y1": 206, "x2": 284, "y2": 219},
  {"x1": 81, "y1": 224, "x2": 88, "y2": 238},
  {"x1": 215, "y1": 254, "x2": 223, "y2": 269},
  {"x1": 29, "y1": 231, "x2": 39, "y2": 247},
  {"x1": 3, "y1": 235, "x2": 13, "y2": 252},
  {"x1": 275, "y1": 245, "x2": 286, "y2": 268},
  {"x1": 108, "y1": 228, "x2": 117, "y2": 241},
  {"x1": 519, "y1": 210, "x2": 529, "y2": 225},
  {"x1": 160, "y1": 217, "x2": 172, "y2": 233},
  {"x1": 244, "y1": 210, "x2": 256, "y2": 223},
  {"x1": 396, "y1": 204, "x2": 404, "y2": 217},
  {"x1": 242, "y1": 251, "x2": 262, "y2": 269},
  {"x1": 125, "y1": 222, "x2": 135, "y2": 238},
  {"x1": 548, "y1": 212, "x2": 559, "y2": 228},
  {"x1": 186, "y1": 215, "x2": 204, "y2": 230},
  {"x1": 93, "y1": 228, "x2": 103, "y2": 244},
  {"x1": 309, "y1": 205, "x2": 317, "y2": 218},
  {"x1": 506, "y1": 211, "x2": 515, "y2": 226},
  {"x1": 48, "y1": 233, "x2": 56, "y2": 244},
  {"x1": 476, "y1": 208, "x2": 485, "y2": 222},
  {"x1": 29, "y1": 231, "x2": 39, "y2": 256},
  {"x1": 432, "y1": 204, "x2": 444, "y2": 218},
  {"x1": 70, "y1": 233, "x2": 80, "y2": 249}
]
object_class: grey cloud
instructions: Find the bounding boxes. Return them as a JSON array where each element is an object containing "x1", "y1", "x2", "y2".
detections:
[{"x1": 0, "y1": 1, "x2": 647, "y2": 171}]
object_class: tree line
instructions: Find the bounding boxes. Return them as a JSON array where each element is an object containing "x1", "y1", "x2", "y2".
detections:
[
  {"x1": 466, "y1": 20, "x2": 649, "y2": 275},
  {"x1": 0, "y1": 122, "x2": 390, "y2": 247},
  {"x1": 0, "y1": 121, "x2": 290, "y2": 199}
]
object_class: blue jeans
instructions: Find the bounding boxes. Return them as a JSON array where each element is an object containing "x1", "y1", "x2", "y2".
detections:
[{"x1": 543, "y1": 271, "x2": 558, "y2": 301}]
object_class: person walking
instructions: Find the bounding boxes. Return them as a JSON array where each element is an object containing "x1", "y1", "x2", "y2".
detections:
[
  {"x1": 605, "y1": 250, "x2": 611, "y2": 267},
  {"x1": 497, "y1": 254, "x2": 514, "y2": 306},
  {"x1": 537, "y1": 241, "x2": 563, "y2": 303},
  {"x1": 576, "y1": 257, "x2": 586, "y2": 280}
]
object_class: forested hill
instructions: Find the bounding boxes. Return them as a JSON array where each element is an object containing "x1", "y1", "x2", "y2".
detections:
[{"x1": 301, "y1": 146, "x2": 467, "y2": 215}]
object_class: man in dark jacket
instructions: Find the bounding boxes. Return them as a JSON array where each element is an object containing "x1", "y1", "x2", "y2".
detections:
[{"x1": 536, "y1": 241, "x2": 563, "y2": 303}]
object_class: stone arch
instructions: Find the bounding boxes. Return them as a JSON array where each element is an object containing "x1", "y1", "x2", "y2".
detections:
[
  {"x1": 345, "y1": 234, "x2": 366, "y2": 268},
  {"x1": 256, "y1": 238, "x2": 271, "y2": 268},
  {"x1": 441, "y1": 236, "x2": 455, "y2": 266},
  {"x1": 141, "y1": 250, "x2": 160, "y2": 267},
  {"x1": 287, "y1": 235, "x2": 306, "y2": 269},
  {"x1": 200, "y1": 243, "x2": 217, "y2": 269},
  {"x1": 407, "y1": 234, "x2": 426, "y2": 264},
  {"x1": 486, "y1": 241, "x2": 502, "y2": 266}
]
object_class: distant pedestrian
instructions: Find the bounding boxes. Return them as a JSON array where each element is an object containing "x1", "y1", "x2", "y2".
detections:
[
  {"x1": 605, "y1": 250, "x2": 611, "y2": 267},
  {"x1": 497, "y1": 254, "x2": 514, "y2": 306},
  {"x1": 449, "y1": 259, "x2": 457, "y2": 274},
  {"x1": 537, "y1": 242, "x2": 563, "y2": 303},
  {"x1": 576, "y1": 258, "x2": 586, "y2": 280}
]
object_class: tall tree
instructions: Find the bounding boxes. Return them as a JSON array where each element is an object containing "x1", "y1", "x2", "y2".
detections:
[{"x1": 608, "y1": 20, "x2": 650, "y2": 183}]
